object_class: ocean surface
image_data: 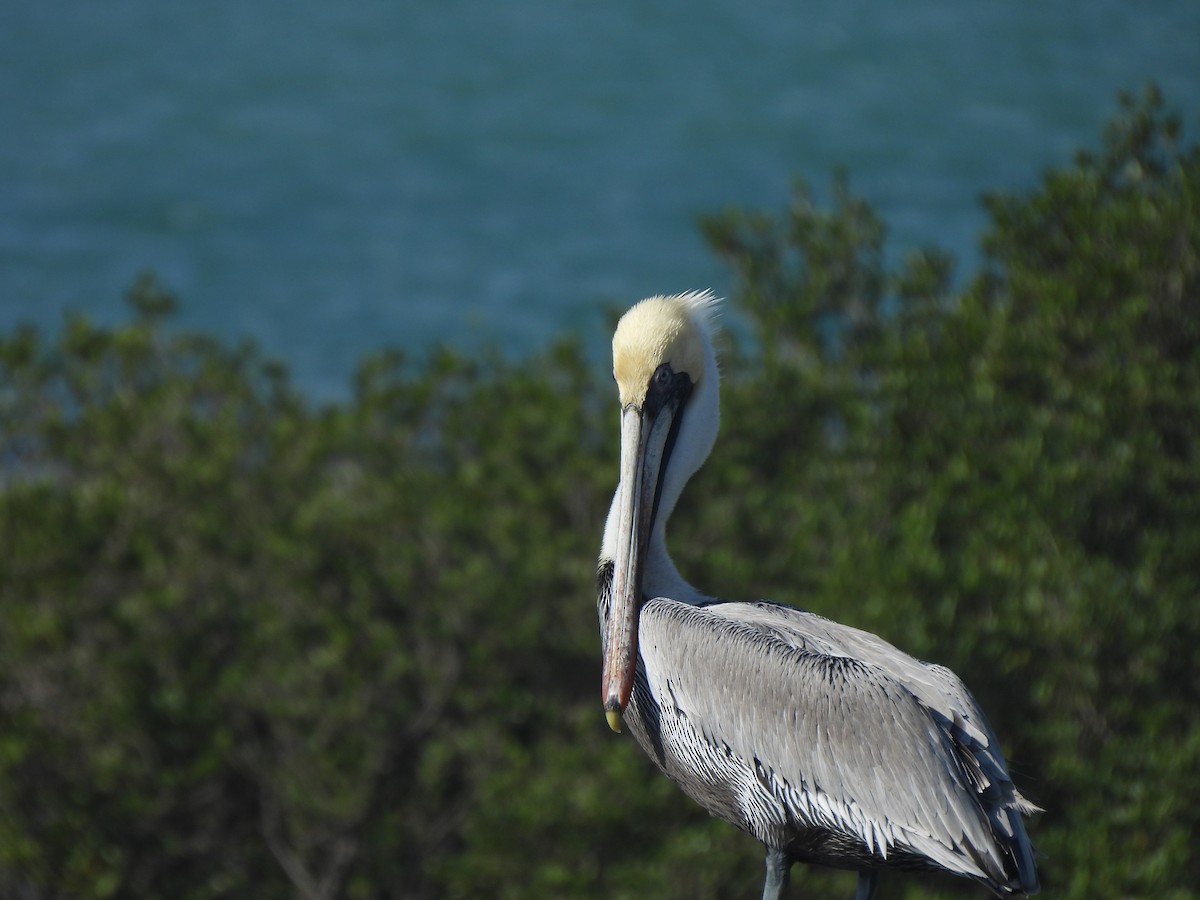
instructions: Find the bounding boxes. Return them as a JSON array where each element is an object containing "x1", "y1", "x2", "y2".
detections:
[{"x1": 3, "y1": 0, "x2": 1198, "y2": 397}]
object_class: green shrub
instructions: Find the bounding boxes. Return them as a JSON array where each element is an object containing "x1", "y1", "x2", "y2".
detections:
[{"x1": 1, "y1": 87, "x2": 1195, "y2": 898}]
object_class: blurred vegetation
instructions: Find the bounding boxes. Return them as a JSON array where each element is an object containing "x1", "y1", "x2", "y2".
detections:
[{"x1": 1, "y1": 87, "x2": 1196, "y2": 898}]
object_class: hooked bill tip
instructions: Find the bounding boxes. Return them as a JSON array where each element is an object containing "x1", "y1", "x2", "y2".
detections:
[{"x1": 605, "y1": 709, "x2": 623, "y2": 733}]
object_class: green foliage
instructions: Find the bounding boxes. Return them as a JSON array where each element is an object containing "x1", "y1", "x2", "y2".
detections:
[
  {"x1": 1, "y1": 87, "x2": 1196, "y2": 898},
  {"x1": 0, "y1": 279, "x2": 625, "y2": 899},
  {"x1": 698, "y1": 85, "x2": 1199, "y2": 898}
]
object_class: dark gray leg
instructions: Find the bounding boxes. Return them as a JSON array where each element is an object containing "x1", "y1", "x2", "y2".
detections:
[
  {"x1": 854, "y1": 870, "x2": 878, "y2": 900},
  {"x1": 762, "y1": 847, "x2": 791, "y2": 900}
]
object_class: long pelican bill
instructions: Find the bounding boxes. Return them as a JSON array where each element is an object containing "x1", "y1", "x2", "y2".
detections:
[{"x1": 602, "y1": 398, "x2": 679, "y2": 732}]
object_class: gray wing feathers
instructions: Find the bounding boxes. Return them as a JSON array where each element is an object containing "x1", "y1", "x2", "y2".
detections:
[
  {"x1": 713, "y1": 602, "x2": 993, "y2": 743},
  {"x1": 715, "y1": 602, "x2": 1040, "y2": 812},
  {"x1": 638, "y1": 598, "x2": 1034, "y2": 888}
]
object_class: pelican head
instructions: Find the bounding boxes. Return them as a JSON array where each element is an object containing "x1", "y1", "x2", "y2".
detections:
[{"x1": 601, "y1": 291, "x2": 720, "y2": 731}]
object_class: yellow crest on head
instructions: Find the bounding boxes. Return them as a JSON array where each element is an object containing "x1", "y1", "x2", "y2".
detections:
[{"x1": 612, "y1": 291, "x2": 718, "y2": 408}]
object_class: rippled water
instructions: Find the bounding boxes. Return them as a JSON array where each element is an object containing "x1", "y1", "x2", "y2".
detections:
[{"x1": 3, "y1": 0, "x2": 1197, "y2": 395}]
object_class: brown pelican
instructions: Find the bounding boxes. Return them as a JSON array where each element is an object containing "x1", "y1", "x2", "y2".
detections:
[{"x1": 597, "y1": 291, "x2": 1040, "y2": 899}]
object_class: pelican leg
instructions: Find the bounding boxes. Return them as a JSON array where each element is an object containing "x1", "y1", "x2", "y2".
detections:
[
  {"x1": 854, "y1": 870, "x2": 878, "y2": 900},
  {"x1": 762, "y1": 848, "x2": 791, "y2": 900}
]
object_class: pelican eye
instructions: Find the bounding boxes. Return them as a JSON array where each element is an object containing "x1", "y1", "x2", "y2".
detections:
[{"x1": 652, "y1": 364, "x2": 674, "y2": 388}]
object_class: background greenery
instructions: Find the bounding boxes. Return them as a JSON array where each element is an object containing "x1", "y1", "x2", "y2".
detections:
[{"x1": 1, "y1": 88, "x2": 1196, "y2": 898}]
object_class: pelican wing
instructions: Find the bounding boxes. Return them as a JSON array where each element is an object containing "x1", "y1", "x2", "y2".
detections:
[
  {"x1": 637, "y1": 597, "x2": 1032, "y2": 888},
  {"x1": 713, "y1": 601, "x2": 1042, "y2": 816}
]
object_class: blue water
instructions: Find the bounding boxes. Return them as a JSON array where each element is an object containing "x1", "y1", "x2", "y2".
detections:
[{"x1": 3, "y1": 1, "x2": 1197, "y2": 397}]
